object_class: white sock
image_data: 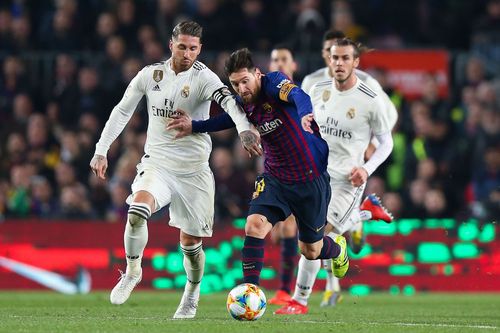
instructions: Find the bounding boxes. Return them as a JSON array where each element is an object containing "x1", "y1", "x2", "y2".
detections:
[
  {"x1": 181, "y1": 242, "x2": 205, "y2": 297},
  {"x1": 323, "y1": 259, "x2": 333, "y2": 291},
  {"x1": 359, "y1": 210, "x2": 371, "y2": 221},
  {"x1": 292, "y1": 255, "x2": 321, "y2": 306},
  {"x1": 124, "y1": 203, "x2": 150, "y2": 276}
]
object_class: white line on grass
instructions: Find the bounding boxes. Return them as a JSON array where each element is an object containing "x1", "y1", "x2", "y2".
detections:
[{"x1": 7, "y1": 315, "x2": 499, "y2": 330}]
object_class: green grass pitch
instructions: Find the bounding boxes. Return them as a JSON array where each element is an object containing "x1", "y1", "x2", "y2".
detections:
[{"x1": 1, "y1": 291, "x2": 499, "y2": 333}]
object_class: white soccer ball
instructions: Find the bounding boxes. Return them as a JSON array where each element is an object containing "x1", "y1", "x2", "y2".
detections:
[{"x1": 226, "y1": 283, "x2": 267, "y2": 321}]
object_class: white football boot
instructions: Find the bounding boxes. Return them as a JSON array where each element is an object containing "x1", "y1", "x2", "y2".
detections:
[
  {"x1": 109, "y1": 269, "x2": 142, "y2": 305},
  {"x1": 173, "y1": 290, "x2": 199, "y2": 319}
]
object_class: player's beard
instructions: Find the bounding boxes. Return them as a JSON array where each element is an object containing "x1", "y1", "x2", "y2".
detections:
[
  {"x1": 335, "y1": 68, "x2": 353, "y2": 84},
  {"x1": 175, "y1": 57, "x2": 193, "y2": 72}
]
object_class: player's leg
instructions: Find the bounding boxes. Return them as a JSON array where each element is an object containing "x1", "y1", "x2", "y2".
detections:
[
  {"x1": 320, "y1": 183, "x2": 365, "y2": 307},
  {"x1": 169, "y1": 167, "x2": 214, "y2": 319},
  {"x1": 243, "y1": 175, "x2": 290, "y2": 287},
  {"x1": 320, "y1": 260, "x2": 343, "y2": 307},
  {"x1": 110, "y1": 190, "x2": 154, "y2": 305},
  {"x1": 269, "y1": 215, "x2": 297, "y2": 305},
  {"x1": 110, "y1": 157, "x2": 167, "y2": 305},
  {"x1": 174, "y1": 231, "x2": 205, "y2": 319},
  {"x1": 275, "y1": 172, "x2": 347, "y2": 315}
]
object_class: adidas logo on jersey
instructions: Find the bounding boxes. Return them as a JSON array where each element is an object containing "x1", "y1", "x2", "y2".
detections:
[{"x1": 152, "y1": 84, "x2": 161, "y2": 91}]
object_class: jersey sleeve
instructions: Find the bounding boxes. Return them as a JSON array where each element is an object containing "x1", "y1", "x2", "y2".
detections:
[
  {"x1": 198, "y1": 69, "x2": 251, "y2": 134},
  {"x1": 369, "y1": 95, "x2": 392, "y2": 136},
  {"x1": 300, "y1": 74, "x2": 314, "y2": 96},
  {"x1": 264, "y1": 71, "x2": 313, "y2": 118},
  {"x1": 94, "y1": 68, "x2": 147, "y2": 156}
]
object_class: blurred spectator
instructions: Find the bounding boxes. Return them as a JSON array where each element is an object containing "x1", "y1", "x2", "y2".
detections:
[
  {"x1": 210, "y1": 147, "x2": 252, "y2": 222},
  {"x1": 56, "y1": 183, "x2": 95, "y2": 219},
  {"x1": 382, "y1": 192, "x2": 403, "y2": 220},
  {"x1": 11, "y1": 15, "x2": 33, "y2": 52},
  {"x1": 156, "y1": 0, "x2": 186, "y2": 47},
  {"x1": 106, "y1": 180, "x2": 129, "y2": 222},
  {"x1": 51, "y1": 54, "x2": 79, "y2": 127},
  {"x1": 77, "y1": 66, "x2": 108, "y2": 124},
  {"x1": 92, "y1": 12, "x2": 118, "y2": 50},
  {"x1": 7, "y1": 164, "x2": 32, "y2": 217},
  {"x1": 30, "y1": 176, "x2": 57, "y2": 218},
  {"x1": 0, "y1": 56, "x2": 30, "y2": 121},
  {"x1": 236, "y1": 0, "x2": 272, "y2": 51},
  {"x1": 423, "y1": 188, "x2": 449, "y2": 218},
  {"x1": 116, "y1": 0, "x2": 139, "y2": 47},
  {"x1": 0, "y1": 8, "x2": 13, "y2": 50}
]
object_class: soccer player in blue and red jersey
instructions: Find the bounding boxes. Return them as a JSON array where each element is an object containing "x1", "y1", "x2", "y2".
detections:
[{"x1": 168, "y1": 48, "x2": 349, "y2": 287}]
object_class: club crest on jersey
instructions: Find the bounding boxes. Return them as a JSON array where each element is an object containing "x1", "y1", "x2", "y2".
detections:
[
  {"x1": 347, "y1": 108, "x2": 356, "y2": 119},
  {"x1": 181, "y1": 86, "x2": 190, "y2": 98},
  {"x1": 153, "y1": 70, "x2": 163, "y2": 82},
  {"x1": 263, "y1": 103, "x2": 273, "y2": 113},
  {"x1": 322, "y1": 90, "x2": 331, "y2": 102}
]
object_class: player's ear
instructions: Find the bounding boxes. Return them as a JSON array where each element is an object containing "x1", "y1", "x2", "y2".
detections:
[
  {"x1": 198, "y1": 43, "x2": 203, "y2": 55},
  {"x1": 353, "y1": 57, "x2": 360, "y2": 68},
  {"x1": 169, "y1": 40, "x2": 173, "y2": 51}
]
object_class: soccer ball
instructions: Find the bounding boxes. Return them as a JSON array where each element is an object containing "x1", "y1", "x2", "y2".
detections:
[{"x1": 226, "y1": 283, "x2": 267, "y2": 321}]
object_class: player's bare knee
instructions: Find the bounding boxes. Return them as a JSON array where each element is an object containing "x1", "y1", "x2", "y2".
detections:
[
  {"x1": 245, "y1": 214, "x2": 272, "y2": 238},
  {"x1": 128, "y1": 203, "x2": 151, "y2": 227},
  {"x1": 302, "y1": 248, "x2": 321, "y2": 260}
]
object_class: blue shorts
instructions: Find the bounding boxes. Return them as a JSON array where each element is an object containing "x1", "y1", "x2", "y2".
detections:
[{"x1": 248, "y1": 172, "x2": 331, "y2": 243}]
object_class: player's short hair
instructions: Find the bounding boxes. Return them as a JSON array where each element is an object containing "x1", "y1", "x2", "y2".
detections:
[
  {"x1": 225, "y1": 48, "x2": 255, "y2": 76},
  {"x1": 333, "y1": 38, "x2": 372, "y2": 58},
  {"x1": 323, "y1": 30, "x2": 346, "y2": 42},
  {"x1": 172, "y1": 21, "x2": 203, "y2": 41},
  {"x1": 272, "y1": 43, "x2": 295, "y2": 58}
]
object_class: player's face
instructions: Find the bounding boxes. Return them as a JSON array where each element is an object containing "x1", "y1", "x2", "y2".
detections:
[
  {"x1": 169, "y1": 34, "x2": 202, "y2": 73},
  {"x1": 329, "y1": 45, "x2": 359, "y2": 83},
  {"x1": 229, "y1": 68, "x2": 262, "y2": 104},
  {"x1": 322, "y1": 39, "x2": 336, "y2": 67},
  {"x1": 269, "y1": 49, "x2": 297, "y2": 79}
]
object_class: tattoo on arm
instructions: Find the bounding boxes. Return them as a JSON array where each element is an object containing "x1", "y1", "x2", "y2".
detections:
[{"x1": 241, "y1": 131, "x2": 257, "y2": 146}]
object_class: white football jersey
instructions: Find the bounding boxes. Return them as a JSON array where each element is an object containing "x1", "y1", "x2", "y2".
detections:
[
  {"x1": 95, "y1": 59, "x2": 242, "y2": 174},
  {"x1": 310, "y1": 77, "x2": 392, "y2": 181},
  {"x1": 302, "y1": 67, "x2": 397, "y2": 128}
]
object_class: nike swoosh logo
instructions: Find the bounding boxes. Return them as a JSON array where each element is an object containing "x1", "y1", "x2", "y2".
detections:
[{"x1": 316, "y1": 224, "x2": 325, "y2": 232}]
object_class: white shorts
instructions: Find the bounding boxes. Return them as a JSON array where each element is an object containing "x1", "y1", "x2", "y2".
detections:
[
  {"x1": 127, "y1": 155, "x2": 215, "y2": 237},
  {"x1": 327, "y1": 180, "x2": 366, "y2": 234}
]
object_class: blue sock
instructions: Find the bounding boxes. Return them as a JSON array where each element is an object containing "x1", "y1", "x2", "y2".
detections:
[
  {"x1": 280, "y1": 237, "x2": 297, "y2": 293},
  {"x1": 317, "y1": 235, "x2": 340, "y2": 259},
  {"x1": 242, "y1": 236, "x2": 265, "y2": 285}
]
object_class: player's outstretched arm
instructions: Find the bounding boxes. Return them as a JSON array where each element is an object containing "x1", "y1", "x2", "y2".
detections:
[{"x1": 89, "y1": 154, "x2": 108, "y2": 180}]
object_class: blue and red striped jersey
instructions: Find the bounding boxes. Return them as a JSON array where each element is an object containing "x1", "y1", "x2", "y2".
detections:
[{"x1": 243, "y1": 71, "x2": 328, "y2": 183}]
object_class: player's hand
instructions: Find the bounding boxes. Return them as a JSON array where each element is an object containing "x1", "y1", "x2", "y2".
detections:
[
  {"x1": 301, "y1": 113, "x2": 314, "y2": 133},
  {"x1": 240, "y1": 130, "x2": 262, "y2": 157},
  {"x1": 349, "y1": 167, "x2": 368, "y2": 187},
  {"x1": 166, "y1": 109, "x2": 193, "y2": 139},
  {"x1": 90, "y1": 154, "x2": 108, "y2": 180}
]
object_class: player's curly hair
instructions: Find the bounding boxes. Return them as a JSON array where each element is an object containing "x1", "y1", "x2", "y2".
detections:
[
  {"x1": 225, "y1": 48, "x2": 255, "y2": 76},
  {"x1": 172, "y1": 21, "x2": 203, "y2": 41}
]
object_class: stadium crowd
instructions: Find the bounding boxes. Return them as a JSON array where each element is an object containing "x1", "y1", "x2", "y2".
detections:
[{"x1": 0, "y1": 0, "x2": 499, "y2": 224}]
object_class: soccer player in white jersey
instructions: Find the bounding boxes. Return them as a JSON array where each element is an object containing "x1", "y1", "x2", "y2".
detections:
[
  {"x1": 275, "y1": 38, "x2": 394, "y2": 315},
  {"x1": 89, "y1": 21, "x2": 260, "y2": 319},
  {"x1": 302, "y1": 30, "x2": 398, "y2": 308}
]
